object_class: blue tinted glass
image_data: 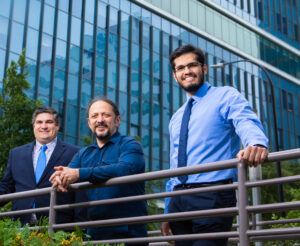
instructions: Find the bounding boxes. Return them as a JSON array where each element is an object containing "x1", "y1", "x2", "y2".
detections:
[
  {"x1": 109, "y1": 0, "x2": 119, "y2": 8},
  {"x1": 65, "y1": 135, "x2": 77, "y2": 145},
  {"x1": 85, "y1": 0, "x2": 95, "y2": 23},
  {"x1": 82, "y1": 51, "x2": 92, "y2": 80},
  {"x1": 120, "y1": 38, "x2": 129, "y2": 65},
  {"x1": 109, "y1": 7, "x2": 118, "y2": 34},
  {"x1": 97, "y1": 1, "x2": 107, "y2": 28},
  {"x1": 163, "y1": 57, "x2": 170, "y2": 81},
  {"x1": 107, "y1": 87, "x2": 116, "y2": 102},
  {"x1": 26, "y1": 28, "x2": 39, "y2": 60},
  {"x1": 131, "y1": 43, "x2": 140, "y2": 71},
  {"x1": 95, "y1": 82, "x2": 105, "y2": 97},
  {"x1": 142, "y1": 101, "x2": 150, "y2": 127},
  {"x1": 153, "y1": 78, "x2": 160, "y2": 103},
  {"x1": 55, "y1": 39, "x2": 67, "y2": 70},
  {"x1": 162, "y1": 33, "x2": 170, "y2": 57},
  {"x1": 119, "y1": 92, "x2": 128, "y2": 121},
  {"x1": 95, "y1": 55, "x2": 105, "y2": 84},
  {"x1": 28, "y1": 0, "x2": 41, "y2": 29},
  {"x1": 108, "y1": 60, "x2": 117, "y2": 89},
  {"x1": 141, "y1": 127, "x2": 150, "y2": 156},
  {"x1": 131, "y1": 3, "x2": 141, "y2": 19},
  {"x1": 142, "y1": 23, "x2": 150, "y2": 48},
  {"x1": 153, "y1": 52, "x2": 160, "y2": 78},
  {"x1": 40, "y1": 34, "x2": 53, "y2": 63},
  {"x1": 152, "y1": 28, "x2": 161, "y2": 52},
  {"x1": 69, "y1": 45, "x2": 81, "y2": 75},
  {"x1": 0, "y1": 17, "x2": 8, "y2": 49},
  {"x1": 119, "y1": 65, "x2": 128, "y2": 92},
  {"x1": 121, "y1": 12, "x2": 129, "y2": 39},
  {"x1": 120, "y1": 0, "x2": 130, "y2": 13},
  {"x1": 162, "y1": 19, "x2": 170, "y2": 33},
  {"x1": 67, "y1": 74, "x2": 79, "y2": 104},
  {"x1": 119, "y1": 121, "x2": 127, "y2": 136},
  {"x1": 43, "y1": 5, "x2": 55, "y2": 35},
  {"x1": 131, "y1": 69, "x2": 139, "y2": 97},
  {"x1": 45, "y1": 0, "x2": 56, "y2": 6},
  {"x1": 172, "y1": 85, "x2": 180, "y2": 112},
  {"x1": 163, "y1": 82, "x2": 170, "y2": 108},
  {"x1": 59, "y1": 0, "x2": 69, "y2": 12},
  {"x1": 108, "y1": 33, "x2": 118, "y2": 61},
  {"x1": 163, "y1": 108, "x2": 170, "y2": 133},
  {"x1": 130, "y1": 96, "x2": 139, "y2": 125},
  {"x1": 13, "y1": 0, "x2": 26, "y2": 23},
  {"x1": 0, "y1": 49, "x2": 5, "y2": 81},
  {"x1": 57, "y1": 10, "x2": 68, "y2": 40},
  {"x1": 141, "y1": 8, "x2": 151, "y2": 24},
  {"x1": 142, "y1": 73, "x2": 150, "y2": 101},
  {"x1": 142, "y1": 48, "x2": 150, "y2": 74},
  {"x1": 66, "y1": 104, "x2": 78, "y2": 136},
  {"x1": 10, "y1": 22, "x2": 24, "y2": 54},
  {"x1": 81, "y1": 79, "x2": 92, "y2": 107},
  {"x1": 80, "y1": 108, "x2": 90, "y2": 139},
  {"x1": 71, "y1": 17, "x2": 81, "y2": 46},
  {"x1": 25, "y1": 60, "x2": 36, "y2": 91},
  {"x1": 72, "y1": 0, "x2": 82, "y2": 17},
  {"x1": 152, "y1": 13, "x2": 161, "y2": 29},
  {"x1": 54, "y1": 69, "x2": 65, "y2": 100},
  {"x1": 0, "y1": 0, "x2": 11, "y2": 18},
  {"x1": 131, "y1": 17, "x2": 139, "y2": 44},
  {"x1": 38, "y1": 94, "x2": 50, "y2": 105},
  {"x1": 84, "y1": 22, "x2": 94, "y2": 51},
  {"x1": 152, "y1": 130, "x2": 160, "y2": 159},
  {"x1": 153, "y1": 104, "x2": 160, "y2": 130},
  {"x1": 96, "y1": 27, "x2": 106, "y2": 55},
  {"x1": 39, "y1": 64, "x2": 51, "y2": 96}
]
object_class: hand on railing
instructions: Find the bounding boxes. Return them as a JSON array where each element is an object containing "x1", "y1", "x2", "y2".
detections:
[
  {"x1": 161, "y1": 222, "x2": 175, "y2": 244},
  {"x1": 49, "y1": 166, "x2": 79, "y2": 192},
  {"x1": 236, "y1": 145, "x2": 268, "y2": 167}
]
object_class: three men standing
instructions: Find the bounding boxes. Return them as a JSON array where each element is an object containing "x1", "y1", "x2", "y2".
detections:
[{"x1": 161, "y1": 45, "x2": 268, "y2": 246}]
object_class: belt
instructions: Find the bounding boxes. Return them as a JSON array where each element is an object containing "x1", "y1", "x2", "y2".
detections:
[{"x1": 174, "y1": 179, "x2": 232, "y2": 190}]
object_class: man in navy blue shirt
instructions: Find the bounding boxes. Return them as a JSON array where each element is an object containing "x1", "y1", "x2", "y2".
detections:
[
  {"x1": 50, "y1": 98, "x2": 147, "y2": 244},
  {"x1": 161, "y1": 45, "x2": 268, "y2": 246}
]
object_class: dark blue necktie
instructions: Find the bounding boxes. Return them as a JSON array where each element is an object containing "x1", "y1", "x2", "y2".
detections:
[
  {"x1": 35, "y1": 145, "x2": 47, "y2": 183},
  {"x1": 177, "y1": 98, "x2": 194, "y2": 184}
]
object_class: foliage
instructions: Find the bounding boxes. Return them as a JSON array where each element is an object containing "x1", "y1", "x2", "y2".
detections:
[{"x1": 0, "y1": 50, "x2": 41, "y2": 177}]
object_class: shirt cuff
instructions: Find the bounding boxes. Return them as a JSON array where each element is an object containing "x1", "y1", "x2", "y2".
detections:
[{"x1": 78, "y1": 168, "x2": 92, "y2": 182}]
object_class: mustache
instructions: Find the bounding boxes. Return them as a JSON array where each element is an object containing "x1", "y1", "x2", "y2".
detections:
[{"x1": 95, "y1": 122, "x2": 108, "y2": 128}]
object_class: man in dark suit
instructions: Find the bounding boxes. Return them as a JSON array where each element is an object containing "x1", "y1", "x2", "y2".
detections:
[{"x1": 0, "y1": 106, "x2": 86, "y2": 225}]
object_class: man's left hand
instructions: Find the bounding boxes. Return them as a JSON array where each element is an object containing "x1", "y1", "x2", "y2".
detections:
[
  {"x1": 237, "y1": 145, "x2": 268, "y2": 167},
  {"x1": 50, "y1": 166, "x2": 79, "y2": 192}
]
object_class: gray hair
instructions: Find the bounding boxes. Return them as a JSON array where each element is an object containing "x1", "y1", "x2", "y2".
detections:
[{"x1": 32, "y1": 106, "x2": 59, "y2": 125}]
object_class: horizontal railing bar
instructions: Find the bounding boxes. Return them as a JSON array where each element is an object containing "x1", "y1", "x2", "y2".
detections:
[
  {"x1": 82, "y1": 231, "x2": 239, "y2": 244},
  {"x1": 265, "y1": 148, "x2": 300, "y2": 162},
  {"x1": 53, "y1": 207, "x2": 238, "y2": 230},
  {"x1": 250, "y1": 233, "x2": 300, "y2": 242},
  {"x1": 246, "y1": 175, "x2": 300, "y2": 188},
  {"x1": 247, "y1": 227, "x2": 300, "y2": 236},
  {"x1": 0, "y1": 207, "x2": 49, "y2": 217},
  {"x1": 247, "y1": 201, "x2": 300, "y2": 213},
  {"x1": 256, "y1": 218, "x2": 300, "y2": 226}
]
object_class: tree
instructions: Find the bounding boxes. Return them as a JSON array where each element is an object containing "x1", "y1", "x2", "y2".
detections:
[{"x1": 0, "y1": 50, "x2": 41, "y2": 177}]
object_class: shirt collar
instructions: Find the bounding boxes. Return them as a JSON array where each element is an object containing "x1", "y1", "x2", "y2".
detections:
[
  {"x1": 186, "y1": 82, "x2": 211, "y2": 102},
  {"x1": 92, "y1": 131, "x2": 121, "y2": 148},
  {"x1": 35, "y1": 137, "x2": 57, "y2": 150}
]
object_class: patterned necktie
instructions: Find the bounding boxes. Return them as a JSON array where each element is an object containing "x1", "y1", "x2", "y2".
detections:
[
  {"x1": 177, "y1": 97, "x2": 194, "y2": 184},
  {"x1": 35, "y1": 145, "x2": 48, "y2": 183}
]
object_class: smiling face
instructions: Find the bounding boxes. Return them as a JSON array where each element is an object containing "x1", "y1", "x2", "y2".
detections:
[
  {"x1": 88, "y1": 100, "x2": 121, "y2": 147},
  {"x1": 33, "y1": 113, "x2": 60, "y2": 145},
  {"x1": 173, "y1": 52, "x2": 207, "y2": 96}
]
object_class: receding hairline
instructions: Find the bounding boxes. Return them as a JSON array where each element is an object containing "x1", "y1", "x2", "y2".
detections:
[{"x1": 87, "y1": 97, "x2": 120, "y2": 118}]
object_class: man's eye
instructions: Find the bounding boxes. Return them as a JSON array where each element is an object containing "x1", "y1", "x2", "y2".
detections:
[{"x1": 176, "y1": 66, "x2": 184, "y2": 71}]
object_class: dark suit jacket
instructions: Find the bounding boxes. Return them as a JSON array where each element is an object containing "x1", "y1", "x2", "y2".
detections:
[{"x1": 0, "y1": 139, "x2": 87, "y2": 225}]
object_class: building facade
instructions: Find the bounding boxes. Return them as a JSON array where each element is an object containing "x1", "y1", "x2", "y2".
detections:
[{"x1": 0, "y1": 0, "x2": 299, "y2": 172}]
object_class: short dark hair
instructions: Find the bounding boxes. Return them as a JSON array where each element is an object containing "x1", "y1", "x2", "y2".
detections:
[
  {"x1": 169, "y1": 44, "x2": 205, "y2": 71},
  {"x1": 87, "y1": 97, "x2": 120, "y2": 117},
  {"x1": 32, "y1": 106, "x2": 59, "y2": 125}
]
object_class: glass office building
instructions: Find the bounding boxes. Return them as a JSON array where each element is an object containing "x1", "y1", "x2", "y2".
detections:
[{"x1": 0, "y1": 0, "x2": 299, "y2": 172}]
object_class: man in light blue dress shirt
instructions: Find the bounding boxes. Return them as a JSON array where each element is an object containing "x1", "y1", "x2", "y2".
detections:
[{"x1": 161, "y1": 45, "x2": 268, "y2": 246}]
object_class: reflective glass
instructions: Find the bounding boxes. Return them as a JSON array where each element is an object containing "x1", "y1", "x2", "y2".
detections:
[
  {"x1": 152, "y1": 13, "x2": 161, "y2": 29},
  {"x1": 162, "y1": 33, "x2": 170, "y2": 57},
  {"x1": 131, "y1": 69, "x2": 139, "y2": 97},
  {"x1": 188, "y1": 0, "x2": 197, "y2": 26},
  {"x1": 152, "y1": 130, "x2": 160, "y2": 159},
  {"x1": 153, "y1": 52, "x2": 160, "y2": 78},
  {"x1": 71, "y1": 17, "x2": 81, "y2": 46},
  {"x1": 97, "y1": 1, "x2": 107, "y2": 28},
  {"x1": 121, "y1": 12, "x2": 130, "y2": 39},
  {"x1": 131, "y1": 17, "x2": 139, "y2": 44},
  {"x1": 81, "y1": 79, "x2": 92, "y2": 107},
  {"x1": 163, "y1": 108, "x2": 169, "y2": 134},
  {"x1": 153, "y1": 79, "x2": 160, "y2": 103},
  {"x1": 142, "y1": 48, "x2": 150, "y2": 75},
  {"x1": 26, "y1": 28, "x2": 39, "y2": 61},
  {"x1": 142, "y1": 101, "x2": 150, "y2": 127},
  {"x1": 85, "y1": 0, "x2": 95, "y2": 23},
  {"x1": 153, "y1": 104, "x2": 160, "y2": 130},
  {"x1": 39, "y1": 64, "x2": 51, "y2": 96},
  {"x1": 0, "y1": 0, "x2": 11, "y2": 18},
  {"x1": 59, "y1": 0, "x2": 69, "y2": 12},
  {"x1": 109, "y1": 0, "x2": 119, "y2": 8},
  {"x1": 96, "y1": 27, "x2": 106, "y2": 56},
  {"x1": 0, "y1": 17, "x2": 8, "y2": 49},
  {"x1": 72, "y1": 0, "x2": 82, "y2": 17},
  {"x1": 152, "y1": 28, "x2": 161, "y2": 52},
  {"x1": 69, "y1": 45, "x2": 80, "y2": 75},
  {"x1": 13, "y1": 0, "x2": 26, "y2": 23},
  {"x1": 120, "y1": 38, "x2": 129, "y2": 66},
  {"x1": 45, "y1": 0, "x2": 56, "y2": 7},
  {"x1": 80, "y1": 108, "x2": 90, "y2": 139},
  {"x1": 141, "y1": 7, "x2": 151, "y2": 24},
  {"x1": 108, "y1": 33, "x2": 118, "y2": 61},
  {"x1": 163, "y1": 57, "x2": 170, "y2": 81},
  {"x1": 0, "y1": 49, "x2": 5, "y2": 81},
  {"x1": 95, "y1": 55, "x2": 105, "y2": 84},
  {"x1": 84, "y1": 22, "x2": 94, "y2": 51},
  {"x1": 142, "y1": 73, "x2": 150, "y2": 101},
  {"x1": 67, "y1": 74, "x2": 79, "y2": 104},
  {"x1": 107, "y1": 87, "x2": 116, "y2": 102},
  {"x1": 107, "y1": 60, "x2": 117, "y2": 89},
  {"x1": 131, "y1": 2, "x2": 141, "y2": 19},
  {"x1": 40, "y1": 34, "x2": 53, "y2": 63},
  {"x1": 95, "y1": 82, "x2": 105, "y2": 97},
  {"x1": 130, "y1": 96, "x2": 139, "y2": 125},
  {"x1": 119, "y1": 65, "x2": 128, "y2": 92},
  {"x1": 82, "y1": 51, "x2": 92, "y2": 80},
  {"x1": 119, "y1": 92, "x2": 128, "y2": 121},
  {"x1": 53, "y1": 69, "x2": 66, "y2": 100},
  {"x1": 131, "y1": 43, "x2": 140, "y2": 71},
  {"x1": 141, "y1": 128, "x2": 150, "y2": 157},
  {"x1": 109, "y1": 7, "x2": 118, "y2": 34},
  {"x1": 55, "y1": 39, "x2": 67, "y2": 70},
  {"x1": 172, "y1": 85, "x2": 180, "y2": 112},
  {"x1": 66, "y1": 104, "x2": 78, "y2": 136},
  {"x1": 142, "y1": 23, "x2": 150, "y2": 48},
  {"x1": 10, "y1": 22, "x2": 24, "y2": 54},
  {"x1": 43, "y1": 5, "x2": 55, "y2": 35},
  {"x1": 163, "y1": 82, "x2": 170, "y2": 108},
  {"x1": 57, "y1": 10, "x2": 68, "y2": 41},
  {"x1": 65, "y1": 135, "x2": 77, "y2": 145},
  {"x1": 25, "y1": 60, "x2": 36, "y2": 91}
]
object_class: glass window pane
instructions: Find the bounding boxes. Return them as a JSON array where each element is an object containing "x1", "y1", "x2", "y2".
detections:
[
  {"x1": 43, "y1": 5, "x2": 55, "y2": 35},
  {"x1": 81, "y1": 79, "x2": 92, "y2": 107},
  {"x1": 141, "y1": 128, "x2": 150, "y2": 157},
  {"x1": 214, "y1": 12, "x2": 222, "y2": 39},
  {"x1": 28, "y1": 0, "x2": 41, "y2": 29},
  {"x1": 72, "y1": 0, "x2": 82, "y2": 18},
  {"x1": 142, "y1": 73, "x2": 150, "y2": 101},
  {"x1": 54, "y1": 69, "x2": 65, "y2": 101},
  {"x1": 130, "y1": 96, "x2": 139, "y2": 125},
  {"x1": 131, "y1": 43, "x2": 140, "y2": 71},
  {"x1": 119, "y1": 65, "x2": 128, "y2": 92},
  {"x1": 121, "y1": 12, "x2": 129, "y2": 39},
  {"x1": 57, "y1": 10, "x2": 68, "y2": 41},
  {"x1": 13, "y1": 0, "x2": 26, "y2": 23},
  {"x1": 59, "y1": 0, "x2": 69, "y2": 12},
  {"x1": 142, "y1": 48, "x2": 150, "y2": 75},
  {"x1": 131, "y1": 17, "x2": 139, "y2": 44},
  {"x1": 40, "y1": 34, "x2": 53, "y2": 63},
  {"x1": 153, "y1": 52, "x2": 160, "y2": 78},
  {"x1": 153, "y1": 104, "x2": 160, "y2": 130},
  {"x1": 39, "y1": 64, "x2": 51, "y2": 96},
  {"x1": 131, "y1": 69, "x2": 139, "y2": 97},
  {"x1": 26, "y1": 59, "x2": 37, "y2": 91},
  {"x1": 71, "y1": 16, "x2": 81, "y2": 46},
  {"x1": 95, "y1": 82, "x2": 105, "y2": 97},
  {"x1": 67, "y1": 74, "x2": 79, "y2": 104},
  {"x1": 85, "y1": 0, "x2": 95, "y2": 23},
  {"x1": 0, "y1": 16, "x2": 9, "y2": 49},
  {"x1": 26, "y1": 28, "x2": 39, "y2": 60},
  {"x1": 0, "y1": 0, "x2": 11, "y2": 18},
  {"x1": 97, "y1": 1, "x2": 107, "y2": 29},
  {"x1": 163, "y1": 108, "x2": 169, "y2": 134},
  {"x1": 69, "y1": 45, "x2": 81, "y2": 75},
  {"x1": 80, "y1": 108, "x2": 90, "y2": 139},
  {"x1": 189, "y1": 0, "x2": 197, "y2": 26},
  {"x1": 66, "y1": 104, "x2": 78, "y2": 136},
  {"x1": 152, "y1": 27, "x2": 160, "y2": 52},
  {"x1": 120, "y1": 38, "x2": 129, "y2": 66},
  {"x1": 142, "y1": 101, "x2": 150, "y2": 127},
  {"x1": 0, "y1": 49, "x2": 6, "y2": 81},
  {"x1": 142, "y1": 23, "x2": 150, "y2": 48},
  {"x1": 84, "y1": 22, "x2": 94, "y2": 51},
  {"x1": 55, "y1": 39, "x2": 67, "y2": 70},
  {"x1": 109, "y1": 6, "x2": 118, "y2": 34},
  {"x1": 10, "y1": 22, "x2": 24, "y2": 54},
  {"x1": 107, "y1": 87, "x2": 116, "y2": 102},
  {"x1": 152, "y1": 130, "x2": 160, "y2": 159},
  {"x1": 96, "y1": 27, "x2": 106, "y2": 56},
  {"x1": 82, "y1": 51, "x2": 92, "y2": 80},
  {"x1": 163, "y1": 82, "x2": 170, "y2": 108},
  {"x1": 107, "y1": 60, "x2": 117, "y2": 89},
  {"x1": 108, "y1": 33, "x2": 118, "y2": 61},
  {"x1": 119, "y1": 92, "x2": 128, "y2": 121},
  {"x1": 95, "y1": 54, "x2": 105, "y2": 84}
]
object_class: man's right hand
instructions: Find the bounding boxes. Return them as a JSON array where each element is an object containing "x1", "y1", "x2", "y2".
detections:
[{"x1": 161, "y1": 222, "x2": 174, "y2": 244}]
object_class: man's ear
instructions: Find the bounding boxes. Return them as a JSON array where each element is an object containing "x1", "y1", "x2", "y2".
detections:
[
  {"x1": 202, "y1": 64, "x2": 208, "y2": 75},
  {"x1": 173, "y1": 72, "x2": 178, "y2": 82}
]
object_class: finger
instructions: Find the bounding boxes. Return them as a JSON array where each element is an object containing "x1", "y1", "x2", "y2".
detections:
[
  {"x1": 236, "y1": 150, "x2": 244, "y2": 161},
  {"x1": 54, "y1": 166, "x2": 64, "y2": 171},
  {"x1": 260, "y1": 148, "x2": 268, "y2": 163},
  {"x1": 49, "y1": 171, "x2": 61, "y2": 182}
]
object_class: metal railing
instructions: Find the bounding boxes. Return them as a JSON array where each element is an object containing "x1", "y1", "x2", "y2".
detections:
[{"x1": 0, "y1": 148, "x2": 300, "y2": 245}]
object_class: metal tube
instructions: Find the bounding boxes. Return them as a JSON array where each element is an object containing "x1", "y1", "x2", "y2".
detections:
[{"x1": 48, "y1": 189, "x2": 57, "y2": 233}]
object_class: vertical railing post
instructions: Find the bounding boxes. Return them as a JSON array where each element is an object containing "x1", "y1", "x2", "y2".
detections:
[
  {"x1": 238, "y1": 161, "x2": 250, "y2": 246},
  {"x1": 48, "y1": 188, "x2": 57, "y2": 234}
]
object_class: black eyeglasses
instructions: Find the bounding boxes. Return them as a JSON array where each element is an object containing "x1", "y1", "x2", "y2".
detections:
[{"x1": 175, "y1": 62, "x2": 203, "y2": 73}]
